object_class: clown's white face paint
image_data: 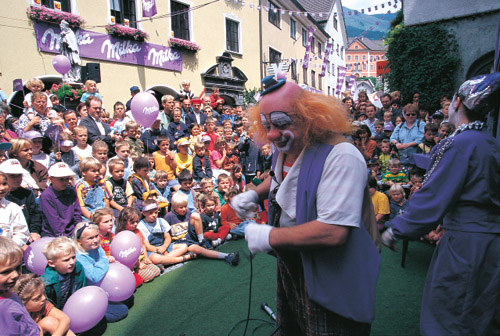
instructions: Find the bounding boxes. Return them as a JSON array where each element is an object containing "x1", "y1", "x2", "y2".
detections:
[{"x1": 274, "y1": 130, "x2": 295, "y2": 153}]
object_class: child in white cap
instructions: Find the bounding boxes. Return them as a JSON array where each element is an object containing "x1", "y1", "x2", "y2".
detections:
[{"x1": 38, "y1": 162, "x2": 82, "y2": 238}]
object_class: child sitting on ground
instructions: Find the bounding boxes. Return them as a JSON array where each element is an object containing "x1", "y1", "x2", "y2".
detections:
[
  {"x1": 73, "y1": 222, "x2": 128, "y2": 323},
  {"x1": 165, "y1": 194, "x2": 239, "y2": 265},
  {"x1": 220, "y1": 188, "x2": 254, "y2": 239},
  {"x1": 128, "y1": 156, "x2": 154, "y2": 211},
  {"x1": 230, "y1": 164, "x2": 246, "y2": 192},
  {"x1": 41, "y1": 237, "x2": 85, "y2": 310},
  {"x1": 175, "y1": 138, "x2": 193, "y2": 176},
  {"x1": 92, "y1": 208, "x2": 116, "y2": 257},
  {"x1": 385, "y1": 184, "x2": 408, "y2": 229},
  {"x1": 49, "y1": 132, "x2": 80, "y2": 175},
  {"x1": 106, "y1": 158, "x2": 134, "y2": 217},
  {"x1": 153, "y1": 135, "x2": 178, "y2": 189},
  {"x1": 91, "y1": 140, "x2": 109, "y2": 173},
  {"x1": 111, "y1": 141, "x2": 133, "y2": 180},
  {"x1": 192, "y1": 142, "x2": 213, "y2": 182},
  {"x1": 200, "y1": 194, "x2": 230, "y2": 248},
  {"x1": 152, "y1": 170, "x2": 171, "y2": 207},
  {"x1": 177, "y1": 169, "x2": 200, "y2": 214},
  {"x1": 199, "y1": 177, "x2": 221, "y2": 212},
  {"x1": 39, "y1": 162, "x2": 82, "y2": 238},
  {"x1": 75, "y1": 157, "x2": 111, "y2": 220},
  {"x1": 368, "y1": 176, "x2": 390, "y2": 231},
  {"x1": 71, "y1": 125, "x2": 92, "y2": 160},
  {"x1": 381, "y1": 158, "x2": 408, "y2": 187},
  {"x1": 15, "y1": 274, "x2": 74, "y2": 336},
  {"x1": 116, "y1": 207, "x2": 161, "y2": 281},
  {"x1": 0, "y1": 236, "x2": 40, "y2": 335},
  {"x1": 222, "y1": 142, "x2": 239, "y2": 172},
  {"x1": 417, "y1": 123, "x2": 438, "y2": 154},
  {"x1": 214, "y1": 173, "x2": 231, "y2": 207},
  {"x1": 123, "y1": 121, "x2": 144, "y2": 158},
  {"x1": 137, "y1": 200, "x2": 191, "y2": 266}
]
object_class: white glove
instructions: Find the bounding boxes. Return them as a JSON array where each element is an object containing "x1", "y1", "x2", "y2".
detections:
[
  {"x1": 245, "y1": 223, "x2": 273, "y2": 254},
  {"x1": 381, "y1": 228, "x2": 398, "y2": 251},
  {"x1": 231, "y1": 189, "x2": 259, "y2": 220}
]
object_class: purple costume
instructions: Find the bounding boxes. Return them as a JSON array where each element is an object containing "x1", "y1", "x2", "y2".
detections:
[
  {"x1": 39, "y1": 185, "x2": 82, "y2": 237},
  {"x1": 0, "y1": 293, "x2": 40, "y2": 336},
  {"x1": 392, "y1": 128, "x2": 500, "y2": 335}
]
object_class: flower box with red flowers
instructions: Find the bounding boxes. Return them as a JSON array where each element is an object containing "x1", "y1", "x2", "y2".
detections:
[
  {"x1": 168, "y1": 37, "x2": 201, "y2": 52},
  {"x1": 27, "y1": 5, "x2": 85, "y2": 28},
  {"x1": 106, "y1": 24, "x2": 149, "y2": 41}
]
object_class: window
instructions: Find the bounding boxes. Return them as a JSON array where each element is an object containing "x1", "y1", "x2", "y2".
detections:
[
  {"x1": 337, "y1": 44, "x2": 339, "y2": 55},
  {"x1": 171, "y1": 1, "x2": 190, "y2": 40},
  {"x1": 370, "y1": 64, "x2": 374, "y2": 71},
  {"x1": 290, "y1": 60, "x2": 297, "y2": 80},
  {"x1": 268, "y1": 2, "x2": 280, "y2": 28},
  {"x1": 363, "y1": 63, "x2": 367, "y2": 70},
  {"x1": 328, "y1": 86, "x2": 331, "y2": 95},
  {"x1": 302, "y1": 28, "x2": 307, "y2": 47},
  {"x1": 226, "y1": 19, "x2": 239, "y2": 52},
  {"x1": 318, "y1": 42, "x2": 322, "y2": 57},
  {"x1": 303, "y1": 68, "x2": 308, "y2": 84},
  {"x1": 333, "y1": 16, "x2": 338, "y2": 31},
  {"x1": 347, "y1": 55, "x2": 351, "y2": 61},
  {"x1": 269, "y1": 48, "x2": 281, "y2": 66},
  {"x1": 290, "y1": 19, "x2": 296, "y2": 39},
  {"x1": 327, "y1": 61, "x2": 331, "y2": 74},
  {"x1": 311, "y1": 37, "x2": 315, "y2": 53},
  {"x1": 311, "y1": 70, "x2": 316, "y2": 88},
  {"x1": 318, "y1": 76, "x2": 322, "y2": 90},
  {"x1": 355, "y1": 55, "x2": 359, "y2": 61},
  {"x1": 362, "y1": 55, "x2": 366, "y2": 60},
  {"x1": 110, "y1": 0, "x2": 137, "y2": 28},
  {"x1": 42, "y1": 0, "x2": 71, "y2": 12},
  {"x1": 355, "y1": 45, "x2": 358, "y2": 49}
]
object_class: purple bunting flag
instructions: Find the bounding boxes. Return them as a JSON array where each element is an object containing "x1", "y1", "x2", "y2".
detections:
[
  {"x1": 302, "y1": 25, "x2": 315, "y2": 69},
  {"x1": 13, "y1": 79, "x2": 24, "y2": 92},
  {"x1": 320, "y1": 41, "x2": 333, "y2": 77},
  {"x1": 44, "y1": 124, "x2": 60, "y2": 145},
  {"x1": 142, "y1": 0, "x2": 157, "y2": 18}
]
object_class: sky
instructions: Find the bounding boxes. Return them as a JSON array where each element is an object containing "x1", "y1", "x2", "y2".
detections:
[{"x1": 341, "y1": 0, "x2": 402, "y2": 15}]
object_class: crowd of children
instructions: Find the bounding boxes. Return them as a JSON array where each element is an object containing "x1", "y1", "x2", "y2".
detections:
[
  {"x1": 0, "y1": 79, "x2": 275, "y2": 334},
  {"x1": 346, "y1": 90, "x2": 453, "y2": 242}
]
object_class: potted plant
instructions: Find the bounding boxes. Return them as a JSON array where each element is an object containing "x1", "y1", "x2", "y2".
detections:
[
  {"x1": 106, "y1": 24, "x2": 149, "y2": 41},
  {"x1": 168, "y1": 37, "x2": 201, "y2": 52},
  {"x1": 26, "y1": 5, "x2": 85, "y2": 28}
]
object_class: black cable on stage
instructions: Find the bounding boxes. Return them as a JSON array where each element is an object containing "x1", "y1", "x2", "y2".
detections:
[{"x1": 242, "y1": 251, "x2": 253, "y2": 336}]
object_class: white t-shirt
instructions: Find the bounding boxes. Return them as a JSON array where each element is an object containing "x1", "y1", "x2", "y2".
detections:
[
  {"x1": 32, "y1": 152, "x2": 50, "y2": 169},
  {"x1": 273, "y1": 142, "x2": 366, "y2": 228},
  {"x1": 72, "y1": 145, "x2": 93, "y2": 160},
  {"x1": 137, "y1": 218, "x2": 171, "y2": 244},
  {"x1": 0, "y1": 198, "x2": 29, "y2": 247}
]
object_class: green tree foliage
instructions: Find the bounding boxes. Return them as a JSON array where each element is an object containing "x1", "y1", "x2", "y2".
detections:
[
  {"x1": 243, "y1": 87, "x2": 260, "y2": 107},
  {"x1": 386, "y1": 19, "x2": 460, "y2": 111}
]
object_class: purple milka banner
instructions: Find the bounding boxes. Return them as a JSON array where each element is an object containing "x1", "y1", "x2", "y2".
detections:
[
  {"x1": 34, "y1": 21, "x2": 182, "y2": 72},
  {"x1": 142, "y1": 0, "x2": 158, "y2": 17},
  {"x1": 302, "y1": 25, "x2": 314, "y2": 69},
  {"x1": 335, "y1": 65, "x2": 347, "y2": 95},
  {"x1": 319, "y1": 41, "x2": 333, "y2": 77}
]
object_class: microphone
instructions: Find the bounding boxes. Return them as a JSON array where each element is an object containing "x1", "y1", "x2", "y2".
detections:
[{"x1": 261, "y1": 302, "x2": 276, "y2": 321}]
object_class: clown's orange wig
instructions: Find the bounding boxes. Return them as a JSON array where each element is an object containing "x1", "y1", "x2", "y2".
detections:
[{"x1": 250, "y1": 90, "x2": 352, "y2": 147}]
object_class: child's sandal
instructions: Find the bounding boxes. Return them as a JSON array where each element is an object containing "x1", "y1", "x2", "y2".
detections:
[{"x1": 188, "y1": 251, "x2": 198, "y2": 260}]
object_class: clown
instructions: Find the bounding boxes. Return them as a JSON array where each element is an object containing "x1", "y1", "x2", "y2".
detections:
[
  {"x1": 383, "y1": 72, "x2": 500, "y2": 335},
  {"x1": 232, "y1": 76, "x2": 380, "y2": 335}
]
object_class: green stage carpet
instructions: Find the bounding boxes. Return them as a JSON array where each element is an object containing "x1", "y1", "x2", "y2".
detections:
[{"x1": 104, "y1": 238, "x2": 435, "y2": 335}]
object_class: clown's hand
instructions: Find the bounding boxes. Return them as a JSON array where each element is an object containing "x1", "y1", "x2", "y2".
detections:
[
  {"x1": 231, "y1": 190, "x2": 259, "y2": 220},
  {"x1": 245, "y1": 223, "x2": 273, "y2": 254},
  {"x1": 381, "y1": 228, "x2": 398, "y2": 251}
]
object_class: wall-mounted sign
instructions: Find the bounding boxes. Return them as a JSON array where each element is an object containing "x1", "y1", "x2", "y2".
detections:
[{"x1": 34, "y1": 21, "x2": 183, "y2": 72}]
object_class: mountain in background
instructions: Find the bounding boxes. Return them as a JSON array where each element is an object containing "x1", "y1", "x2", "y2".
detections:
[{"x1": 343, "y1": 7, "x2": 397, "y2": 39}]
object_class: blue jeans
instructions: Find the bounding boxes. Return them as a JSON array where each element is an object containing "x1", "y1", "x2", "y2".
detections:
[{"x1": 230, "y1": 220, "x2": 254, "y2": 237}]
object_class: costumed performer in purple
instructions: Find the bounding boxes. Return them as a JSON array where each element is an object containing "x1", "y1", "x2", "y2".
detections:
[
  {"x1": 382, "y1": 72, "x2": 500, "y2": 335},
  {"x1": 231, "y1": 75, "x2": 381, "y2": 335}
]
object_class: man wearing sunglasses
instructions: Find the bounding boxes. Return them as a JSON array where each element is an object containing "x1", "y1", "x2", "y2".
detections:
[{"x1": 232, "y1": 76, "x2": 380, "y2": 335}]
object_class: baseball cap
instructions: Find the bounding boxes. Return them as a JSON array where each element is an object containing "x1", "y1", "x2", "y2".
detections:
[
  {"x1": 383, "y1": 123, "x2": 395, "y2": 131},
  {"x1": 23, "y1": 130, "x2": 43, "y2": 141},
  {"x1": 201, "y1": 135, "x2": 211, "y2": 143},
  {"x1": 0, "y1": 142, "x2": 12, "y2": 151},
  {"x1": 177, "y1": 138, "x2": 189, "y2": 146},
  {"x1": 0, "y1": 159, "x2": 25, "y2": 174},
  {"x1": 48, "y1": 162, "x2": 75, "y2": 177},
  {"x1": 130, "y1": 86, "x2": 140, "y2": 93}
]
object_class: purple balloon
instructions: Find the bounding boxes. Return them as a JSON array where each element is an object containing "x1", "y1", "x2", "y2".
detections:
[
  {"x1": 63, "y1": 286, "x2": 108, "y2": 333},
  {"x1": 23, "y1": 237, "x2": 54, "y2": 275},
  {"x1": 99, "y1": 263, "x2": 136, "y2": 302},
  {"x1": 52, "y1": 55, "x2": 71, "y2": 75},
  {"x1": 110, "y1": 231, "x2": 142, "y2": 269},
  {"x1": 130, "y1": 91, "x2": 159, "y2": 128}
]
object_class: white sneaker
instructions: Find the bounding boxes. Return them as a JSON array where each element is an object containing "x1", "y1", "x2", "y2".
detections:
[
  {"x1": 225, "y1": 234, "x2": 232, "y2": 241},
  {"x1": 211, "y1": 238, "x2": 222, "y2": 248}
]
